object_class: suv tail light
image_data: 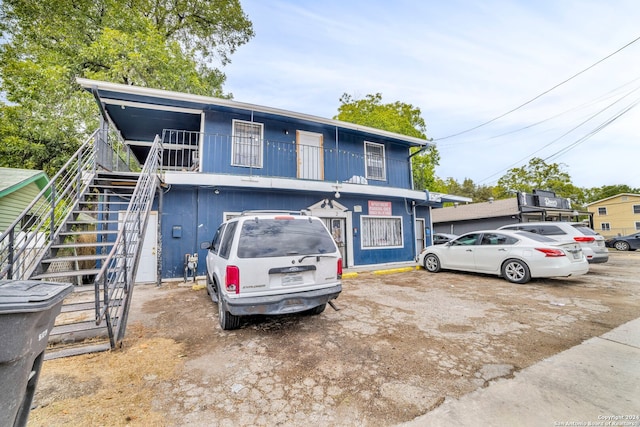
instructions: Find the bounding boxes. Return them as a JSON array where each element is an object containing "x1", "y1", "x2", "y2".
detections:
[
  {"x1": 226, "y1": 265, "x2": 240, "y2": 294},
  {"x1": 337, "y1": 259, "x2": 343, "y2": 279},
  {"x1": 574, "y1": 236, "x2": 595, "y2": 243},
  {"x1": 535, "y1": 248, "x2": 566, "y2": 257}
]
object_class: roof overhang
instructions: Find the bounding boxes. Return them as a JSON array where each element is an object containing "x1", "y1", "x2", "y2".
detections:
[
  {"x1": 425, "y1": 191, "x2": 472, "y2": 204},
  {"x1": 77, "y1": 78, "x2": 432, "y2": 150}
]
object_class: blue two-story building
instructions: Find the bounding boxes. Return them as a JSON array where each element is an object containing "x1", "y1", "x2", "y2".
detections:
[{"x1": 79, "y1": 78, "x2": 442, "y2": 280}]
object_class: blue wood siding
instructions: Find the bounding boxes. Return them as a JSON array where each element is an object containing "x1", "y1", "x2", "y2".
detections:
[
  {"x1": 198, "y1": 111, "x2": 413, "y2": 190},
  {"x1": 159, "y1": 186, "x2": 421, "y2": 278}
]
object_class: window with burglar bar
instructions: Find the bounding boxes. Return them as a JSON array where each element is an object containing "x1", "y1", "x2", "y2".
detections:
[
  {"x1": 361, "y1": 216, "x2": 403, "y2": 248},
  {"x1": 232, "y1": 120, "x2": 263, "y2": 168},
  {"x1": 365, "y1": 141, "x2": 386, "y2": 181}
]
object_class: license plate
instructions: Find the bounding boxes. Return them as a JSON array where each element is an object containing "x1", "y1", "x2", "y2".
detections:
[
  {"x1": 282, "y1": 273, "x2": 303, "y2": 285},
  {"x1": 572, "y1": 252, "x2": 581, "y2": 259}
]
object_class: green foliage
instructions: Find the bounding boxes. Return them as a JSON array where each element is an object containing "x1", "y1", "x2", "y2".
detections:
[
  {"x1": 334, "y1": 93, "x2": 439, "y2": 190},
  {"x1": 584, "y1": 184, "x2": 640, "y2": 203},
  {"x1": 495, "y1": 157, "x2": 585, "y2": 204},
  {"x1": 435, "y1": 177, "x2": 496, "y2": 202},
  {"x1": 0, "y1": 0, "x2": 254, "y2": 173}
]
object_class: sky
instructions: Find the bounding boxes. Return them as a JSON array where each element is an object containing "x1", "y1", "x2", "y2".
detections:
[{"x1": 223, "y1": 0, "x2": 640, "y2": 190}]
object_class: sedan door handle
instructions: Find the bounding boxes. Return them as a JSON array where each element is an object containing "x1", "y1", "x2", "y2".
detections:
[
  {"x1": 466, "y1": 249, "x2": 472, "y2": 252},
  {"x1": 498, "y1": 248, "x2": 506, "y2": 251}
]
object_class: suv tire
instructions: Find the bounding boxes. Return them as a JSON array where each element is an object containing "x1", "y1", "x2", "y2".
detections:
[{"x1": 218, "y1": 299, "x2": 240, "y2": 330}]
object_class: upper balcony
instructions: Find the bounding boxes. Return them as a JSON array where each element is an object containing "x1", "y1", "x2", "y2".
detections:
[{"x1": 161, "y1": 130, "x2": 415, "y2": 192}]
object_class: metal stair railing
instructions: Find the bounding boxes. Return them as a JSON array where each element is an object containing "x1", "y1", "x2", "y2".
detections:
[
  {"x1": 94, "y1": 134, "x2": 161, "y2": 349},
  {"x1": 0, "y1": 129, "x2": 104, "y2": 281}
]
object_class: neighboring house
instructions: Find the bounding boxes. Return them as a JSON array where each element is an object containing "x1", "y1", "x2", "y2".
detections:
[
  {"x1": 587, "y1": 193, "x2": 640, "y2": 238},
  {"x1": 79, "y1": 78, "x2": 451, "y2": 278},
  {"x1": 432, "y1": 189, "x2": 589, "y2": 235},
  {"x1": 0, "y1": 167, "x2": 50, "y2": 232}
]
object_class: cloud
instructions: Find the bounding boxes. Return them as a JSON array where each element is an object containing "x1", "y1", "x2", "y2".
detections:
[{"x1": 225, "y1": 0, "x2": 640, "y2": 188}]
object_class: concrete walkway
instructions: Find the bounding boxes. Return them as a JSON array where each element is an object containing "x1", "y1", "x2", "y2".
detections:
[{"x1": 400, "y1": 318, "x2": 640, "y2": 426}]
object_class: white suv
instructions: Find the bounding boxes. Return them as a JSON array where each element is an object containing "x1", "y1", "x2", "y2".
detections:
[
  {"x1": 498, "y1": 222, "x2": 608, "y2": 264},
  {"x1": 200, "y1": 211, "x2": 342, "y2": 330}
]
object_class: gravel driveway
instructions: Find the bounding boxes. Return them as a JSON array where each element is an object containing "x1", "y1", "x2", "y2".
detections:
[{"x1": 29, "y1": 251, "x2": 640, "y2": 426}]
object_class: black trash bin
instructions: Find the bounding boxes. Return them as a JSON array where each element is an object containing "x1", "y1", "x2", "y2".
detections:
[{"x1": 0, "y1": 279, "x2": 73, "y2": 427}]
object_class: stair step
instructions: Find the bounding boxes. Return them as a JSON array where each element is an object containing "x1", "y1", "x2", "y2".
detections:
[
  {"x1": 59, "y1": 229, "x2": 118, "y2": 236},
  {"x1": 45, "y1": 342, "x2": 112, "y2": 360},
  {"x1": 50, "y1": 319, "x2": 110, "y2": 335},
  {"x1": 51, "y1": 241, "x2": 114, "y2": 249},
  {"x1": 41, "y1": 254, "x2": 109, "y2": 264},
  {"x1": 31, "y1": 268, "x2": 105, "y2": 279},
  {"x1": 67, "y1": 219, "x2": 122, "y2": 225},
  {"x1": 61, "y1": 301, "x2": 97, "y2": 312},
  {"x1": 89, "y1": 184, "x2": 136, "y2": 190},
  {"x1": 78, "y1": 200, "x2": 131, "y2": 205}
]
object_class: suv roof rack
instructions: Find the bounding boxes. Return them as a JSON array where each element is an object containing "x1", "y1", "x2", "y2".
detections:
[{"x1": 240, "y1": 210, "x2": 310, "y2": 216}]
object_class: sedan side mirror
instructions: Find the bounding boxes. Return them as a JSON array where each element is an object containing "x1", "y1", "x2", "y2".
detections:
[{"x1": 200, "y1": 241, "x2": 211, "y2": 250}]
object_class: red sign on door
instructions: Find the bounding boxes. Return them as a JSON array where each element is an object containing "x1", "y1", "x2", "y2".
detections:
[{"x1": 368, "y1": 200, "x2": 392, "y2": 216}]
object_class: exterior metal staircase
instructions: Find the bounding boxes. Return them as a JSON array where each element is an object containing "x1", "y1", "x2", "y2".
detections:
[{"x1": 0, "y1": 129, "x2": 162, "y2": 359}]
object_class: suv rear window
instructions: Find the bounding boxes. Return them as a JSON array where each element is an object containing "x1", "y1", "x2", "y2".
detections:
[
  {"x1": 237, "y1": 218, "x2": 336, "y2": 258},
  {"x1": 536, "y1": 225, "x2": 566, "y2": 236}
]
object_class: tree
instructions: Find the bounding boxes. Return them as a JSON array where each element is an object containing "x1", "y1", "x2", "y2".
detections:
[
  {"x1": 0, "y1": 0, "x2": 254, "y2": 175},
  {"x1": 436, "y1": 177, "x2": 495, "y2": 202},
  {"x1": 334, "y1": 93, "x2": 439, "y2": 190},
  {"x1": 495, "y1": 157, "x2": 585, "y2": 204},
  {"x1": 584, "y1": 184, "x2": 640, "y2": 203}
]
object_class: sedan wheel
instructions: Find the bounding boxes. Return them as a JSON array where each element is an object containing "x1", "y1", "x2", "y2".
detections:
[
  {"x1": 614, "y1": 241, "x2": 630, "y2": 251},
  {"x1": 502, "y1": 259, "x2": 531, "y2": 284},
  {"x1": 423, "y1": 254, "x2": 441, "y2": 273}
]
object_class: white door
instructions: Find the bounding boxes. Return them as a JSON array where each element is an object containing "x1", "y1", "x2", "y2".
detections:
[
  {"x1": 297, "y1": 130, "x2": 323, "y2": 180},
  {"x1": 136, "y1": 211, "x2": 158, "y2": 283},
  {"x1": 119, "y1": 211, "x2": 157, "y2": 283},
  {"x1": 415, "y1": 218, "x2": 425, "y2": 253}
]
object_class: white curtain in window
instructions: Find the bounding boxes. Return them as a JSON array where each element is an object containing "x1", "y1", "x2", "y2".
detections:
[{"x1": 362, "y1": 217, "x2": 402, "y2": 247}]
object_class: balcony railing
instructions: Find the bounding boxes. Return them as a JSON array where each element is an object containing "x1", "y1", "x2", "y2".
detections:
[{"x1": 161, "y1": 130, "x2": 413, "y2": 189}]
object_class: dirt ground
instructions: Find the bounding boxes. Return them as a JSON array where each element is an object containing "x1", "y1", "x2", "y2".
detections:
[{"x1": 28, "y1": 250, "x2": 640, "y2": 426}]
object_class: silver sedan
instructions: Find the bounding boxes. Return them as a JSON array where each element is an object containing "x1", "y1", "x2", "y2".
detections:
[{"x1": 417, "y1": 230, "x2": 589, "y2": 284}]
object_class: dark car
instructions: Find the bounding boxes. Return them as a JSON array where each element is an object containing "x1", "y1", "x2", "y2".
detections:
[
  {"x1": 605, "y1": 233, "x2": 640, "y2": 251},
  {"x1": 433, "y1": 233, "x2": 458, "y2": 245}
]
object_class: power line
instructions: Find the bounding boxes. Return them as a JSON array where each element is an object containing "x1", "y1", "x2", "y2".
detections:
[
  {"x1": 475, "y1": 88, "x2": 640, "y2": 184},
  {"x1": 543, "y1": 99, "x2": 640, "y2": 163},
  {"x1": 433, "y1": 35, "x2": 640, "y2": 142}
]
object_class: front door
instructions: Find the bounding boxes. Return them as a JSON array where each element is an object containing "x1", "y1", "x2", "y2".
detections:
[
  {"x1": 297, "y1": 130, "x2": 323, "y2": 180},
  {"x1": 323, "y1": 218, "x2": 346, "y2": 267}
]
